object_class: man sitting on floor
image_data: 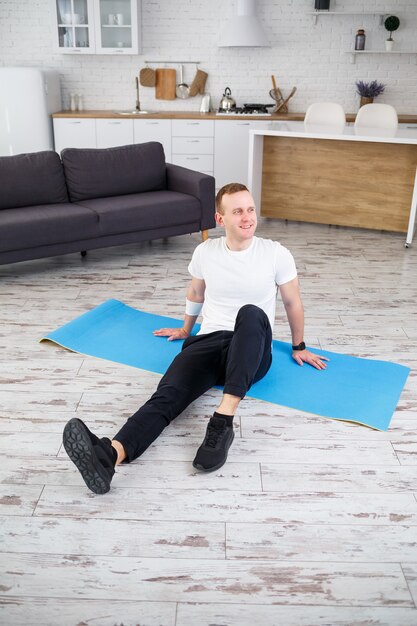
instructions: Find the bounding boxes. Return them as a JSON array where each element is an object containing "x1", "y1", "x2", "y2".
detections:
[{"x1": 63, "y1": 182, "x2": 328, "y2": 494}]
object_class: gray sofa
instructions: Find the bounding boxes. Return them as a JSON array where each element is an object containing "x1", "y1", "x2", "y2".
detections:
[{"x1": 0, "y1": 142, "x2": 216, "y2": 265}]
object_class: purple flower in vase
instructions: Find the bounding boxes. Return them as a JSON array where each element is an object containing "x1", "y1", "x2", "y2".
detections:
[{"x1": 355, "y1": 80, "x2": 386, "y2": 98}]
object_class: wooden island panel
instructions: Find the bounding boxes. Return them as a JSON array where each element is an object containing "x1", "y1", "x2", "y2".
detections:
[{"x1": 261, "y1": 136, "x2": 417, "y2": 233}]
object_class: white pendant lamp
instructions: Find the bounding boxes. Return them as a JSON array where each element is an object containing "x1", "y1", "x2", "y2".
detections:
[{"x1": 218, "y1": 0, "x2": 269, "y2": 48}]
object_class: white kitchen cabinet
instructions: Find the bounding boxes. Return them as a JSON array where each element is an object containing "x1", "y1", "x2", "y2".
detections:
[
  {"x1": 96, "y1": 118, "x2": 133, "y2": 148},
  {"x1": 53, "y1": 117, "x2": 275, "y2": 185},
  {"x1": 172, "y1": 120, "x2": 214, "y2": 138},
  {"x1": 53, "y1": 118, "x2": 96, "y2": 152},
  {"x1": 170, "y1": 154, "x2": 214, "y2": 173},
  {"x1": 171, "y1": 120, "x2": 214, "y2": 175},
  {"x1": 93, "y1": 0, "x2": 142, "y2": 55},
  {"x1": 133, "y1": 119, "x2": 172, "y2": 162},
  {"x1": 214, "y1": 120, "x2": 269, "y2": 190},
  {"x1": 53, "y1": 0, "x2": 96, "y2": 53},
  {"x1": 53, "y1": 0, "x2": 141, "y2": 54},
  {"x1": 172, "y1": 137, "x2": 214, "y2": 155}
]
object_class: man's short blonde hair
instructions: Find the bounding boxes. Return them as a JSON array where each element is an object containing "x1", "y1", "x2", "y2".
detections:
[{"x1": 215, "y1": 183, "x2": 249, "y2": 215}]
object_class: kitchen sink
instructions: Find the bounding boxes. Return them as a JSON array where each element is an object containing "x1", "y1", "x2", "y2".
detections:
[{"x1": 113, "y1": 110, "x2": 154, "y2": 115}]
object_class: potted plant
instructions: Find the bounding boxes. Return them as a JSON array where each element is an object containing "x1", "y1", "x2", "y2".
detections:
[
  {"x1": 355, "y1": 80, "x2": 385, "y2": 107},
  {"x1": 384, "y1": 15, "x2": 400, "y2": 51}
]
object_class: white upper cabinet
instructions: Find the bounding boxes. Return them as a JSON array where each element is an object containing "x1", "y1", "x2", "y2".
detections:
[
  {"x1": 54, "y1": 0, "x2": 96, "y2": 53},
  {"x1": 53, "y1": 0, "x2": 141, "y2": 54},
  {"x1": 93, "y1": 0, "x2": 141, "y2": 55}
]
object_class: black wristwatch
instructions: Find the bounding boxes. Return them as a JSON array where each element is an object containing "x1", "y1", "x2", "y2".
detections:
[{"x1": 292, "y1": 341, "x2": 306, "y2": 351}]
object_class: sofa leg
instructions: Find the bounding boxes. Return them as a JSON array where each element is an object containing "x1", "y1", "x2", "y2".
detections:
[
  {"x1": 201, "y1": 230, "x2": 209, "y2": 241},
  {"x1": 80, "y1": 251, "x2": 87, "y2": 257}
]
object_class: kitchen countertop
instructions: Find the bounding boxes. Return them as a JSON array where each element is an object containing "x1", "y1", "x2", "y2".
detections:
[
  {"x1": 250, "y1": 122, "x2": 417, "y2": 143},
  {"x1": 52, "y1": 110, "x2": 417, "y2": 123},
  {"x1": 52, "y1": 110, "x2": 306, "y2": 121}
]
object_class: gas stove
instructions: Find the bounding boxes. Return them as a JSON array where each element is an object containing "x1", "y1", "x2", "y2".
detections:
[{"x1": 216, "y1": 103, "x2": 273, "y2": 116}]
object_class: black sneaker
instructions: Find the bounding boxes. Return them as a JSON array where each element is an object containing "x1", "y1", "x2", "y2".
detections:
[
  {"x1": 63, "y1": 418, "x2": 115, "y2": 494},
  {"x1": 192, "y1": 415, "x2": 235, "y2": 472}
]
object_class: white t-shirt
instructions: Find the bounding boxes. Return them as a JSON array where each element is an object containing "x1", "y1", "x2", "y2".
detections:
[{"x1": 188, "y1": 236, "x2": 297, "y2": 335}]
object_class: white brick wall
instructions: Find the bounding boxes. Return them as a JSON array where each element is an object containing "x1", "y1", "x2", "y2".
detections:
[{"x1": 0, "y1": 0, "x2": 416, "y2": 113}]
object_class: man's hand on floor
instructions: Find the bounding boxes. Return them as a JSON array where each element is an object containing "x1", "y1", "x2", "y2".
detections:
[
  {"x1": 153, "y1": 327, "x2": 190, "y2": 342},
  {"x1": 292, "y1": 349, "x2": 329, "y2": 370}
]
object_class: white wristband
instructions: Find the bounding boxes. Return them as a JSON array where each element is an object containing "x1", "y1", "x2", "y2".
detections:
[{"x1": 185, "y1": 298, "x2": 203, "y2": 316}]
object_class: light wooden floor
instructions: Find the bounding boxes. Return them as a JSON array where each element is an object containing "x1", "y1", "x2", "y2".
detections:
[{"x1": 0, "y1": 219, "x2": 416, "y2": 626}]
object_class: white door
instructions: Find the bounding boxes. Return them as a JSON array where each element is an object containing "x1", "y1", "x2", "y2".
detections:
[{"x1": 214, "y1": 120, "x2": 269, "y2": 190}]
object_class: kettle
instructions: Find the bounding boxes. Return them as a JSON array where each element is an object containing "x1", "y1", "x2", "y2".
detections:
[{"x1": 219, "y1": 87, "x2": 236, "y2": 110}]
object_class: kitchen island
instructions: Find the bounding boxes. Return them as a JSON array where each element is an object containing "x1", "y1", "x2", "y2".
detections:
[{"x1": 248, "y1": 122, "x2": 417, "y2": 247}]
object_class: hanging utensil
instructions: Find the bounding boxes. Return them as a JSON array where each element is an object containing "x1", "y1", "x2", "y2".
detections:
[
  {"x1": 176, "y1": 65, "x2": 189, "y2": 99},
  {"x1": 189, "y1": 68, "x2": 208, "y2": 97},
  {"x1": 155, "y1": 68, "x2": 177, "y2": 100},
  {"x1": 139, "y1": 66, "x2": 156, "y2": 87}
]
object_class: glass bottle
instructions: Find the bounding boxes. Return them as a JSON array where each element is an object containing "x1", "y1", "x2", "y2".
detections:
[
  {"x1": 70, "y1": 93, "x2": 77, "y2": 111},
  {"x1": 355, "y1": 29, "x2": 366, "y2": 51}
]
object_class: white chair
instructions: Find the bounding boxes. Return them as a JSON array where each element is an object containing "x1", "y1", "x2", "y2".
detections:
[
  {"x1": 304, "y1": 102, "x2": 346, "y2": 128},
  {"x1": 354, "y1": 103, "x2": 398, "y2": 133}
]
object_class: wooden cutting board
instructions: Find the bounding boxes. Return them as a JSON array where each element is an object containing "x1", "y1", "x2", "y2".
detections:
[{"x1": 155, "y1": 68, "x2": 176, "y2": 100}]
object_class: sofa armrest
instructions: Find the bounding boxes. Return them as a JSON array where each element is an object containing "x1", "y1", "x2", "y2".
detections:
[{"x1": 166, "y1": 163, "x2": 216, "y2": 231}]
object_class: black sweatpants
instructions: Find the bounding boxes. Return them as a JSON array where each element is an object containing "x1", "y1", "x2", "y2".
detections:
[{"x1": 114, "y1": 304, "x2": 273, "y2": 462}]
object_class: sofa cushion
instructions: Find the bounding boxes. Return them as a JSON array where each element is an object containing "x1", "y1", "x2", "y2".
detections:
[
  {"x1": 75, "y1": 190, "x2": 201, "y2": 237},
  {"x1": 0, "y1": 151, "x2": 69, "y2": 210},
  {"x1": 61, "y1": 142, "x2": 167, "y2": 202},
  {"x1": 0, "y1": 203, "x2": 99, "y2": 253}
]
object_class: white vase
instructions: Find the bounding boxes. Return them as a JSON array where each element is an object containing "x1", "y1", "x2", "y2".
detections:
[{"x1": 385, "y1": 39, "x2": 394, "y2": 51}]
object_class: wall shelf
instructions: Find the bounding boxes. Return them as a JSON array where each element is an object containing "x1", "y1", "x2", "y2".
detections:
[
  {"x1": 346, "y1": 50, "x2": 417, "y2": 64},
  {"x1": 310, "y1": 11, "x2": 387, "y2": 25}
]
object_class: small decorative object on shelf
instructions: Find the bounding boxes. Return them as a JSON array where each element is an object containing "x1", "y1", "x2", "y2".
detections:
[
  {"x1": 355, "y1": 29, "x2": 366, "y2": 51},
  {"x1": 355, "y1": 80, "x2": 385, "y2": 107},
  {"x1": 384, "y1": 15, "x2": 400, "y2": 51},
  {"x1": 314, "y1": 0, "x2": 330, "y2": 9}
]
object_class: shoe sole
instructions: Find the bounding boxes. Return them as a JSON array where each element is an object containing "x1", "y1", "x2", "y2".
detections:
[
  {"x1": 63, "y1": 418, "x2": 112, "y2": 494},
  {"x1": 192, "y1": 431, "x2": 235, "y2": 473}
]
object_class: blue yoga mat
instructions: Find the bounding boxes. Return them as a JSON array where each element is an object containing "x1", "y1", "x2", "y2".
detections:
[{"x1": 40, "y1": 299, "x2": 410, "y2": 431}]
